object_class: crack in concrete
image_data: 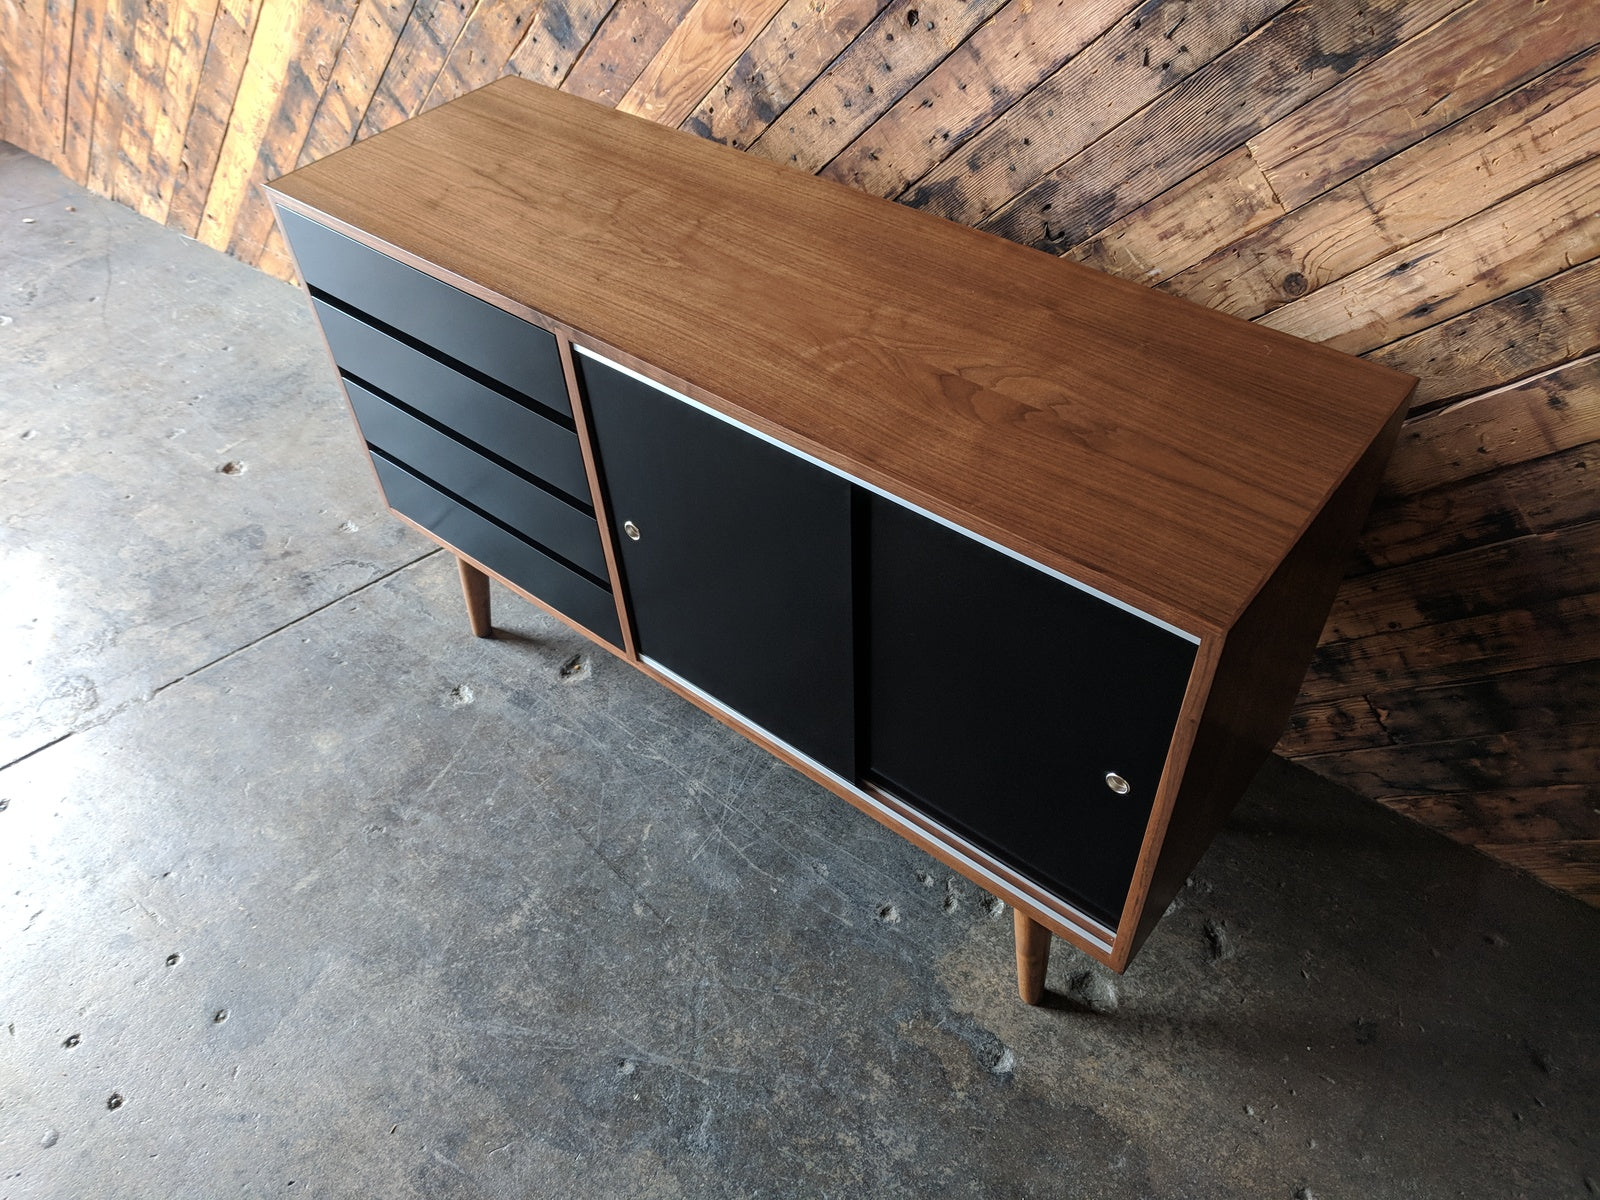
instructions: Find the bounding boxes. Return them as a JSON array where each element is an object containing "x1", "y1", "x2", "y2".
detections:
[
  {"x1": 0, "y1": 730, "x2": 75, "y2": 773},
  {"x1": 149, "y1": 547, "x2": 442, "y2": 698}
]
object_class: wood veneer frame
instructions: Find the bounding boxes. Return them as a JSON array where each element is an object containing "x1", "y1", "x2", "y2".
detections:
[
  {"x1": 270, "y1": 197, "x2": 1396, "y2": 978},
  {"x1": 262, "y1": 79, "x2": 1414, "y2": 992}
]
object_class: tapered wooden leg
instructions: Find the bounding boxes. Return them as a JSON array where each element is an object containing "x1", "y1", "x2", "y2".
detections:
[
  {"x1": 457, "y1": 557, "x2": 492, "y2": 638},
  {"x1": 1014, "y1": 908, "x2": 1051, "y2": 1005}
]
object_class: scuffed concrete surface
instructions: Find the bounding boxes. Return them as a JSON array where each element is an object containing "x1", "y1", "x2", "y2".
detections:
[
  {"x1": 0, "y1": 142, "x2": 425, "y2": 762},
  {"x1": 1, "y1": 142, "x2": 1597, "y2": 1199}
]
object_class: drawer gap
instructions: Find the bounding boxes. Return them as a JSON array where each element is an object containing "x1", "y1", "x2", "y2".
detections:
[
  {"x1": 344, "y1": 370, "x2": 595, "y2": 518},
  {"x1": 369, "y1": 446, "x2": 612, "y2": 590},
  {"x1": 311, "y1": 286, "x2": 575, "y2": 431}
]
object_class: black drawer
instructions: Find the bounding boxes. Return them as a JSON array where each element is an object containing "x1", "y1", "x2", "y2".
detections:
[
  {"x1": 372, "y1": 454, "x2": 621, "y2": 646},
  {"x1": 345, "y1": 380, "x2": 607, "y2": 581},
  {"x1": 864, "y1": 495, "x2": 1196, "y2": 928},
  {"x1": 314, "y1": 299, "x2": 588, "y2": 502},
  {"x1": 279, "y1": 207, "x2": 570, "y2": 415}
]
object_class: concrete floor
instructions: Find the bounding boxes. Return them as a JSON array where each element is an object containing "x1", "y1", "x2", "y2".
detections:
[{"x1": 0, "y1": 141, "x2": 1595, "y2": 1200}]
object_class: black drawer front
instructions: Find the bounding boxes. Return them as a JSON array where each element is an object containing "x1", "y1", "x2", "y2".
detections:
[
  {"x1": 314, "y1": 299, "x2": 589, "y2": 502},
  {"x1": 346, "y1": 380, "x2": 607, "y2": 581},
  {"x1": 372, "y1": 454, "x2": 621, "y2": 646},
  {"x1": 865, "y1": 496, "x2": 1196, "y2": 928},
  {"x1": 279, "y1": 207, "x2": 570, "y2": 415}
]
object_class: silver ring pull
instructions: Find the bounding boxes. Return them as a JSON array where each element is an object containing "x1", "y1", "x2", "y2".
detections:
[
  {"x1": 623, "y1": 520, "x2": 641, "y2": 541},
  {"x1": 1104, "y1": 772, "x2": 1130, "y2": 795}
]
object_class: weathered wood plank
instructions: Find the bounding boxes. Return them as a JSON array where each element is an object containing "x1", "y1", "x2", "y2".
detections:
[
  {"x1": 229, "y1": 0, "x2": 358, "y2": 265},
  {"x1": 1301, "y1": 591, "x2": 1600, "y2": 704},
  {"x1": 748, "y1": 0, "x2": 1013, "y2": 172},
  {"x1": 195, "y1": 0, "x2": 303, "y2": 250},
  {"x1": 256, "y1": 222, "x2": 295, "y2": 280},
  {"x1": 263, "y1": 4, "x2": 361, "y2": 163},
  {"x1": 1095, "y1": 3, "x2": 1588, "y2": 293},
  {"x1": 1354, "y1": 442, "x2": 1599, "y2": 572},
  {"x1": 1260, "y1": 154, "x2": 1600, "y2": 355},
  {"x1": 360, "y1": 0, "x2": 475, "y2": 136},
  {"x1": 165, "y1": 0, "x2": 261, "y2": 238},
  {"x1": 1476, "y1": 840, "x2": 1600, "y2": 905},
  {"x1": 116, "y1": 0, "x2": 173, "y2": 202},
  {"x1": 1513, "y1": 443, "x2": 1600, "y2": 534},
  {"x1": 1065, "y1": 145, "x2": 1285, "y2": 284},
  {"x1": 683, "y1": 0, "x2": 888, "y2": 148},
  {"x1": 564, "y1": 0, "x2": 698, "y2": 106},
  {"x1": 616, "y1": 0, "x2": 787, "y2": 128},
  {"x1": 981, "y1": 0, "x2": 1468, "y2": 251},
  {"x1": 0, "y1": 5, "x2": 15, "y2": 148},
  {"x1": 503, "y1": 0, "x2": 617, "y2": 86},
  {"x1": 1168, "y1": 49, "x2": 1600, "y2": 322},
  {"x1": 143, "y1": 2, "x2": 220, "y2": 223},
  {"x1": 40, "y1": 0, "x2": 77, "y2": 156},
  {"x1": 1354, "y1": 473, "x2": 1531, "y2": 575},
  {"x1": 902, "y1": 0, "x2": 1288, "y2": 225},
  {"x1": 1325, "y1": 523, "x2": 1600, "y2": 644},
  {"x1": 424, "y1": 0, "x2": 543, "y2": 111},
  {"x1": 1296, "y1": 722, "x2": 1600, "y2": 798},
  {"x1": 1382, "y1": 355, "x2": 1600, "y2": 498},
  {"x1": 1366, "y1": 257, "x2": 1600, "y2": 409},
  {"x1": 62, "y1": 0, "x2": 107, "y2": 181},
  {"x1": 0, "y1": 12, "x2": 9, "y2": 142},
  {"x1": 83, "y1": 0, "x2": 138, "y2": 194},
  {"x1": 0, "y1": 0, "x2": 49, "y2": 158},
  {"x1": 820, "y1": 0, "x2": 1130, "y2": 197},
  {"x1": 112, "y1": 0, "x2": 174, "y2": 208},
  {"x1": 1276, "y1": 695, "x2": 1390, "y2": 756},
  {"x1": 298, "y1": 0, "x2": 413, "y2": 166},
  {"x1": 1378, "y1": 786, "x2": 1599, "y2": 845},
  {"x1": 1371, "y1": 659, "x2": 1600, "y2": 745},
  {"x1": 1, "y1": 44, "x2": 10, "y2": 145},
  {"x1": 1253, "y1": 0, "x2": 1599, "y2": 210}
]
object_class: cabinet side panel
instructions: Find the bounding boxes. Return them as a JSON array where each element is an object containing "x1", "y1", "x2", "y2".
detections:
[{"x1": 1120, "y1": 406, "x2": 1408, "y2": 964}]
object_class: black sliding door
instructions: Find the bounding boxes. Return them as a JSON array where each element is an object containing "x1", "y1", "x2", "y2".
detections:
[
  {"x1": 864, "y1": 495, "x2": 1196, "y2": 926},
  {"x1": 580, "y1": 356, "x2": 856, "y2": 777}
]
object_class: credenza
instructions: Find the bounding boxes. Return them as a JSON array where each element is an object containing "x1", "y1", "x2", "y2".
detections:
[{"x1": 265, "y1": 77, "x2": 1415, "y2": 1002}]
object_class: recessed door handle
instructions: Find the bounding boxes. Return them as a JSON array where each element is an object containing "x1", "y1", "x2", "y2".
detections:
[{"x1": 623, "y1": 520, "x2": 641, "y2": 541}]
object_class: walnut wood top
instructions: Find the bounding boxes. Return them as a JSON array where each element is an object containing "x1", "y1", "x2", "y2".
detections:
[{"x1": 268, "y1": 76, "x2": 1415, "y2": 634}]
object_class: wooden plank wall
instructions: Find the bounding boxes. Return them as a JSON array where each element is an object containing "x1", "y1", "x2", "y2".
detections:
[{"x1": 3, "y1": 0, "x2": 1596, "y2": 903}]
